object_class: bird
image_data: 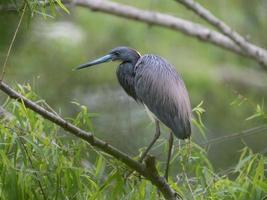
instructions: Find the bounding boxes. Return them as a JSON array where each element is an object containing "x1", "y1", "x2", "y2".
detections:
[{"x1": 75, "y1": 46, "x2": 192, "y2": 180}]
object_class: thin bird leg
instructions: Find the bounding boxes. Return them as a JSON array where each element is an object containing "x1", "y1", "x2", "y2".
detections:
[
  {"x1": 187, "y1": 137, "x2": 191, "y2": 161},
  {"x1": 164, "y1": 132, "x2": 174, "y2": 181},
  {"x1": 124, "y1": 120, "x2": 161, "y2": 179},
  {"x1": 138, "y1": 119, "x2": 160, "y2": 162}
]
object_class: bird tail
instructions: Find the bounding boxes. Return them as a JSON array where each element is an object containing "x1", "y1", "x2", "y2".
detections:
[{"x1": 171, "y1": 118, "x2": 191, "y2": 140}]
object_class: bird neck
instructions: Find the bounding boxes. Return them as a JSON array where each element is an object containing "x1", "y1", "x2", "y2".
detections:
[
  {"x1": 123, "y1": 50, "x2": 141, "y2": 66},
  {"x1": 116, "y1": 61, "x2": 138, "y2": 100},
  {"x1": 118, "y1": 62, "x2": 135, "y2": 73}
]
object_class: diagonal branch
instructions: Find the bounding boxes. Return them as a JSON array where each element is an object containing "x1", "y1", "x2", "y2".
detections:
[
  {"x1": 0, "y1": 81, "x2": 180, "y2": 200},
  {"x1": 174, "y1": 0, "x2": 267, "y2": 68},
  {"x1": 73, "y1": 0, "x2": 267, "y2": 69},
  {"x1": 3, "y1": 0, "x2": 267, "y2": 68},
  {"x1": 74, "y1": 0, "x2": 245, "y2": 57}
]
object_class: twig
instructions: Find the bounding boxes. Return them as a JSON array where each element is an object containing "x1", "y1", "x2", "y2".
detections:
[
  {"x1": 174, "y1": 0, "x2": 267, "y2": 69},
  {"x1": 0, "y1": 81, "x2": 180, "y2": 200},
  {"x1": 175, "y1": 125, "x2": 267, "y2": 149},
  {"x1": 200, "y1": 125, "x2": 267, "y2": 146},
  {"x1": 1, "y1": 4, "x2": 26, "y2": 81}
]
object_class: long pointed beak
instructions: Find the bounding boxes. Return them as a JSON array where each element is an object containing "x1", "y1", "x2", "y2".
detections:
[{"x1": 74, "y1": 54, "x2": 113, "y2": 70}]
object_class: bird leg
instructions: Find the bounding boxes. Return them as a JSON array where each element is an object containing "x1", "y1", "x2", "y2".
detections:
[
  {"x1": 124, "y1": 120, "x2": 160, "y2": 179},
  {"x1": 124, "y1": 120, "x2": 161, "y2": 179},
  {"x1": 164, "y1": 131, "x2": 174, "y2": 181},
  {"x1": 187, "y1": 137, "x2": 191, "y2": 161},
  {"x1": 138, "y1": 119, "x2": 160, "y2": 162}
]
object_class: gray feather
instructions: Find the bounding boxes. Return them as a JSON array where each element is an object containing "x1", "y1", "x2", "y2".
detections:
[{"x1": 134, "y1": 55, "x2": 191, "y2": 139}]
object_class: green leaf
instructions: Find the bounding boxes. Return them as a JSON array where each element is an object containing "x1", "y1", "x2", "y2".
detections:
[{"x1": 55, "y1": 0, "x2": 70, "y2": 14}]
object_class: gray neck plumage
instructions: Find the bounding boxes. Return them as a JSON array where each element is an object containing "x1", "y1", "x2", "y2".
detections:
[
  {"x1": 116, "y1": 62, "x2": 139, "y2": 100},
  {"x1": 123, "y1": 50, "x2": 141, "y2": 66},
  {"x1": 116, "y1": 48, "x2": 141, "y2": 101}
]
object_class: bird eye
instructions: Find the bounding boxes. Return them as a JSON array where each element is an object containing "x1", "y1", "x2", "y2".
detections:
[{"x1": 114, "y1": 52, "x2": 120, "y2": 56}]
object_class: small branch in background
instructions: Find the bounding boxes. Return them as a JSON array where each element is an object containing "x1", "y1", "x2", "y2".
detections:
[
  {"x1": 174, "y1": 0, "x2": 267, "y2": 69},
  {"x1": 197, "y1": 125, "x2": 267, "y2": 148},
  {"x1": 1, "y1": 4, "x2": 26, "y2": 81},
  {"x1": 173, "y1": 125, "x2": 267, "y2": 150},
  {"x1": 0, "y1": 81, "x2": 180, "y2": 200}
]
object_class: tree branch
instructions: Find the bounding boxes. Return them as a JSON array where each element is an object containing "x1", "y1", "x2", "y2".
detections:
[
  {"x1": 73, "y1": 0, "x2": 267, "y2": 68},
  {"x1": 0, "y1": 81, "x2": 180, "y2": 200},
  {"x1": 174, "y1": 0, "x2": 267, "y2": 68},
  {"x1": 74, "y1": 0, "x2": 246, "y2": 57},
  {"x1": 3, "y1": 0, "x2": 267, "y2": 68}
]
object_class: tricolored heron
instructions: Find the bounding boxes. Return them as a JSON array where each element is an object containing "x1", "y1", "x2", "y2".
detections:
[{"x1": 75, "y1": 47, "x2": 192, "y2": 180}]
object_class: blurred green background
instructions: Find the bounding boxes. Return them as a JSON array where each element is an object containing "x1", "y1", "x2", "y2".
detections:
[{"x1": 1, "y1": 0, "x2": 267, "y2": 171}]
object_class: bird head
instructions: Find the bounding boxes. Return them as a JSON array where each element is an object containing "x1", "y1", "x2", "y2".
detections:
[{"x1": 75, "y1": 46, "x2": 140, "y2": 70}]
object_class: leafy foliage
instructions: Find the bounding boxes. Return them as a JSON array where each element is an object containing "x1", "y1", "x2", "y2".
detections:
[
  {"x1": 0, "y1": 84, "x2": 266, "y2": 200},
  {"x1": 246, "y1": 103, "x2": 267, "y2": 121},
  {"x1": 2, "y1": 0, "x2": 69, "y2": 17},
  {"x1": 192, "y1": 101, "x2": 206, "y2": 139}
]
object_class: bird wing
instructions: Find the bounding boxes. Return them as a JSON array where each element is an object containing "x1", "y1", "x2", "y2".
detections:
[{"x1": 134, "y1": 55, "x2": 191, "y2": 139}]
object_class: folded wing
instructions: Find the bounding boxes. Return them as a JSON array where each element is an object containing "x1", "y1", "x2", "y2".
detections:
[{"x1": 134, "y1": 55, "x2": 191, "y2": 139}]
